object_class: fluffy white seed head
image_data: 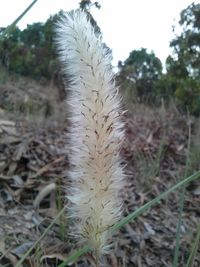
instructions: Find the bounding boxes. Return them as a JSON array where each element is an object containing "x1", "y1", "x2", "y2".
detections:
[{"x1": 56, "y1": 9, "x2": 125, "y2": 256}]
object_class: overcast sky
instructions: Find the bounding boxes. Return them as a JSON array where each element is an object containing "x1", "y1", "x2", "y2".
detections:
[{"x1": 0, "y1": 0, "x2": 198, "y2": 68}]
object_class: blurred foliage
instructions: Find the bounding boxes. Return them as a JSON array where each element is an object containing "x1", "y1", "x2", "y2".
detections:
[
  {"x1": 0, "y1": 0, "x2": 100, "y2": 82},
  {"x1": 0, "y1": 13, "x2": 61, "y2": 80},
  {"x1": 0, "y1": 2, "x2": 199, "y2": 115},
  {"x1": 118, "y1": 48, "x2": 162, "y2": 104},
  {"x1": 118, "y1": 3, "x2": 200, "y2": 115},
  {"x1": 80, "y1": 0, "x2": 101, "y2": 36},
  {"x1": 167, "y1": 2, "x2": 200, "y2": 115}
]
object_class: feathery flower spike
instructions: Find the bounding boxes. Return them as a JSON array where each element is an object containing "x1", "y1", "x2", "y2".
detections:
[{"x1": 56, "y1": 9, "x2": 125, "y2": 259}]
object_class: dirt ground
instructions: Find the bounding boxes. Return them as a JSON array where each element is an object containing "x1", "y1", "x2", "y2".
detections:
[{"x1": 0, "y1": 79, "x2": 200, "y2": 266}]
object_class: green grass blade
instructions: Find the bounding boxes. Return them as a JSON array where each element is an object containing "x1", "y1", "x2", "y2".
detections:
[
  {"x1": 57, "y1": 245, "x2": 92, "y2": 267},
  {"x1": 15, "y1": 171, "x2": 200, "y2": 267},
  {"x1": 173, "y1": 120, "x2": 191, "y2": 267},
  {"x1": 58, "y1": 170, "x2": 200, "y2": 266},
  {"x1": 15, "y1": 205, "x2": 66, "y2": 267},
  {"x1": 112, "y1": 170, "x2": 200, "y2": 232},
  {"x1": 185, "y1": 223, "x2": 200, "y2": 267},
  {"x1": 172, "y1": 187, "x2": 186, "y2": 267},
  {"x1": 0, "y1": 0, "x2": 39, "y2": 40}
]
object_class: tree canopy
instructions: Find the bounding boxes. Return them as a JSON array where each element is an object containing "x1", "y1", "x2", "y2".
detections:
[
  {"x1": 165, "y1": 3, "x2": 200, "y2": 115},
  {"x1": 0, "y1": 0, "x2": 100, "y2": 81},
  {"x1": 118, "y1": 3, "x2": 200, "y2": 115},
  {"x1": 168, "y1": 3, "x2": 200, "y2": 79},
  {"x1": 0, "y1": 2, "x2": 199, "y2": 115},
  {"x1": 118, "y1": 48, "x2": 162, "y2": 103}
]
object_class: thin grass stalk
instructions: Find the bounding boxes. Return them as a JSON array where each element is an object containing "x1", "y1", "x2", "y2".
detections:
[
  {"x1": 185, "y1": 223, "x2": 200, "y2": 267},
  {"x1": 172, "y1": 187, "x2": 186, "y2": 267},
  {"x1": 57, "y1": 179, "x2": 66, "y2": 241},
  {"x1": 58, "y1": 170, "x2": 200, "y2": 267},
  {"x1": 173, "y1": 117, "x2": 192, "y2": 267},
  {"x1": 15, "y1": 206, "x2": 66, "y2": 267},
  {"x1": 0, "y1": 0, "x2": 39, "y2": 40},
  {"x1": 57, "y1": 245, "x2": 92, "y2": 267}
]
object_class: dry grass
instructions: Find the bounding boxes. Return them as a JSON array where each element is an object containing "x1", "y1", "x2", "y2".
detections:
[{"x1": 0, "y1": 76, "x2": 199, "y2": 266}]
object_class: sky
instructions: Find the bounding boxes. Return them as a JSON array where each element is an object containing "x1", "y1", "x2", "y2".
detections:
[{"x1": 0, "y1": 0, "x2": 198, "y2": 68}]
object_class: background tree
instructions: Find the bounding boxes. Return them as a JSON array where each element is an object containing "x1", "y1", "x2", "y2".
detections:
[
  {"x1": 0, "y1": 1, "x2": 101, "y2": 83},
  {"x1": 158, "y1": 3, "x2": 200, "y2": 115},
  {"x1": 169, "y1": 3, "x2": 200, "y2": 78},
  {"x1": 79, "y1": 0, "x2": 101, "y2": 34},
  {"x1": 118, "y1": 48, "x2": 162, "y2": 103}
]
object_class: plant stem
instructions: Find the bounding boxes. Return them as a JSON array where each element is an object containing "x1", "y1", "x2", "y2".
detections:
[
  {"x1": 58, "y1": 170, "x2": 200, "y2": 266},
  {"x1": 0, "y1": 0, "x2": 39, "y2": 39},
  {"x1": 185, "y1": 223, "x2": 200, "y2": 267},
  {"x1": 16, "y1": 205, "x2": 66, "y2": 267},
  {"x1": 111, "y1": 170, "x2": 200, "y2": 232},
  {"x1": 173, "y1": 118, "x2": 191, "y2": 267}
]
